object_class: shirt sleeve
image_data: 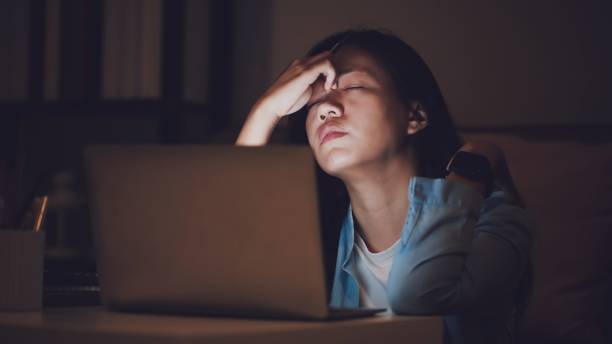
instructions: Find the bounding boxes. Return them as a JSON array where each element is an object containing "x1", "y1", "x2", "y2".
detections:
[{"x1": 387, "y1": 177, "x2": 533, "y2": 315}]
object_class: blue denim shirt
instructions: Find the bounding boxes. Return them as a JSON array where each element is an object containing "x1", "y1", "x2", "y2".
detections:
[{"x1": 329, "y1": 177, "x2": 532, "y2": 344}]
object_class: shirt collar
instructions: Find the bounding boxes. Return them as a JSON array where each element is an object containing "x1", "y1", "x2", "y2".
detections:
[
  {"x1": 339, "y1": 180, "x2": 414, "y2": 269},
  {"x1": 339, "y1": 204, "x2": 355, "y2": 269}
]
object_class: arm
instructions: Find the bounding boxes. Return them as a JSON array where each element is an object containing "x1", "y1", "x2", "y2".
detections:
[
  {"x1": 387, "y1": 144, "x2": 532, "y2": 315},
  {"x1": 235, "y1": 52, "x2": 336, "y2": 146},
  {"x1": 235, "y1": 102, "x2": 282, "y2": 146}
]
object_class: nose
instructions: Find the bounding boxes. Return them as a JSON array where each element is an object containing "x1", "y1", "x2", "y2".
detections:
[{"x1": 317, "y1": 101, "x2": 343, "y2": 122}]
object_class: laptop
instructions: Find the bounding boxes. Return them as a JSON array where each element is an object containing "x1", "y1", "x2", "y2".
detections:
[{"x1": 84, "y1": 145, "x2": 384, "y2": 319}]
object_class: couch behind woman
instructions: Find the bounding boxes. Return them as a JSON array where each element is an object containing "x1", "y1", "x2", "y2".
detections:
[{"x1": 463, "y1": 125, "x2": 612, "y2": 344}]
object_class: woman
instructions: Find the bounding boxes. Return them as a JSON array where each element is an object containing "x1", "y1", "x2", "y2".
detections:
[{"x1": 236, "y1": 29, "x2": 532, "y2": 344}]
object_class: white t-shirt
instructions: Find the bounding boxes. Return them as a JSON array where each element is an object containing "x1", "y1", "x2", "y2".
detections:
[{"x1": 353, "y1": 231, "x2": 400, "y2": 310}]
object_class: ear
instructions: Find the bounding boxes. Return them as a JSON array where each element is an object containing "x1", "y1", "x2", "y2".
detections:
[{"x1": 406, "y1": 101, "x2": 428, "y2": 135}]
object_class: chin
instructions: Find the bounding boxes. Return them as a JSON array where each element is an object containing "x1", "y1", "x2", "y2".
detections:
[{"x1": 316, "y1": 147, "x2": 357, "y2": 177}]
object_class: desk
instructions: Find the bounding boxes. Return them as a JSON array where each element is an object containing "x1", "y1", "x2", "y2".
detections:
[{"x1": 0, "y1": 307, "x2": 442, "y2": 343}]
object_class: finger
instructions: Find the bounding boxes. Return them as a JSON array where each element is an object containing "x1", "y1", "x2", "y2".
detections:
[
  {"x1": 302, "y1": 51, "x2": 331, "y2": 68},
  {"x1": 323, "y1": 72, "x2": 335, "y2": 92},
  {"x1": 305, "y1": 50, "x2": 332, "y2": 64},
  {"x1": 296, "y1": 58, "x2": 336, "y2": 93},
  {"x1": 275, "y1": 58, "x2": 304, "y2": 84},
  {"x1": 288, "y1": 58, "x2": 300, "y2": 67},
  {"x1": 317, "y1": 60, "x2": 336, "y2": 92}
]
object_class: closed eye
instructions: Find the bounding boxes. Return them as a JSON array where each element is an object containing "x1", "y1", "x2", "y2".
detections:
[{"x1": 308, "y1": 85, "x2": 364, "y2": 109}]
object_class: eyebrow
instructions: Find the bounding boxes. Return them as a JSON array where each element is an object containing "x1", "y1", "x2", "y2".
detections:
[
  {"x1": 335, "y1": 68, "x2": 377, "y2": 84},
  {"x1": 336, "y1": 68, "x2": 365, "y2": 77}
]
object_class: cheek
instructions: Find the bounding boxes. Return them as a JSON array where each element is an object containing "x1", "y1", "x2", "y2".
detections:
[
  {"x1": 347, "y1": 96, "x2": 405, "y2": 154},
  {"x1": 351, "y1": 95, "x2": 395, "y2": 137},
  {"x1": 369, "y1": 114, "x2": 400, "y2": 142}
]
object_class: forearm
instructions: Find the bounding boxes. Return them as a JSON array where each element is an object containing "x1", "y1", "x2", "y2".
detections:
[
  {"x1": 389, "y1": 230, "x2": 523, "y2": 315},
  {"x1": 387, "y1": 177, "x2": 531, "y2": 315},
  {"x1": 235, "y1": 103, "x2": 280, "y2": 146},
  {"x1": 387, "y1": 178, "x2": 482, "y2": 314}
]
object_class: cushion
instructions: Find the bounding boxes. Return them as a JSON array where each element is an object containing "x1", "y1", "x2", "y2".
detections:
[{"x1": 463, "y1": 132, "x2": 612, "y2": 343}]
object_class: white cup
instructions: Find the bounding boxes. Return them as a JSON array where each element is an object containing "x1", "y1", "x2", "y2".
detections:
[{"x1": 0, "y1": 230, "x2": 44, "y2": 310}]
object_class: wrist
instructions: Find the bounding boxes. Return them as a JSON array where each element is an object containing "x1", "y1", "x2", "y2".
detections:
[
  {"x1": 446, "y1": 150, "x2": 494, "y2": 197},
  {"x1": 251, "y1": 99, "x2": 283, "y2": 123},
  {"x1": 235, "y1": 103, "x2": 281, "y2": 146}
]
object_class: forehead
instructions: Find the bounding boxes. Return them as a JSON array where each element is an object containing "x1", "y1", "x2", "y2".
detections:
[{"x1": 329, "y1": 46, "x2": 392, "y2": 85}]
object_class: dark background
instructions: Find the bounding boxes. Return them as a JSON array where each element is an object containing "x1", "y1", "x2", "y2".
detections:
[
  {"x1": 0, "y1": 0, "x2": 611, "y2": 299},
  {"x1": 0, "y1": 0, "x2": 236, "y2": 294}
]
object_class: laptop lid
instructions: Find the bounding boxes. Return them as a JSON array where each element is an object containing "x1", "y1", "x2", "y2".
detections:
[{"x1": 84, "y1": 145, "x2": 330, "y2": 318}]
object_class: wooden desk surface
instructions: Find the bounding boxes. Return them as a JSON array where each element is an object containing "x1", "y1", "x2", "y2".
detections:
[{"x1": 0, "y1": 307, "x2": 442, "y2": 344}]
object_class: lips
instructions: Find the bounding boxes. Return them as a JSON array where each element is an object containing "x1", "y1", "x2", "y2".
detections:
[{"x1": 317, "y1": 123, "x2": 348, "y2": 146}]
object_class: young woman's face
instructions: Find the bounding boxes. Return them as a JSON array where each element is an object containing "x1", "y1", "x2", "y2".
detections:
[{"x1": 305, "y1": 46, "x2": 410, "y2": 177}]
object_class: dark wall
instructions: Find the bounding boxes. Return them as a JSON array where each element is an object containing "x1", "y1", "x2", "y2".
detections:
[{"x1": 231, "y1": 0, "x2": 612, "y2": 127}]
